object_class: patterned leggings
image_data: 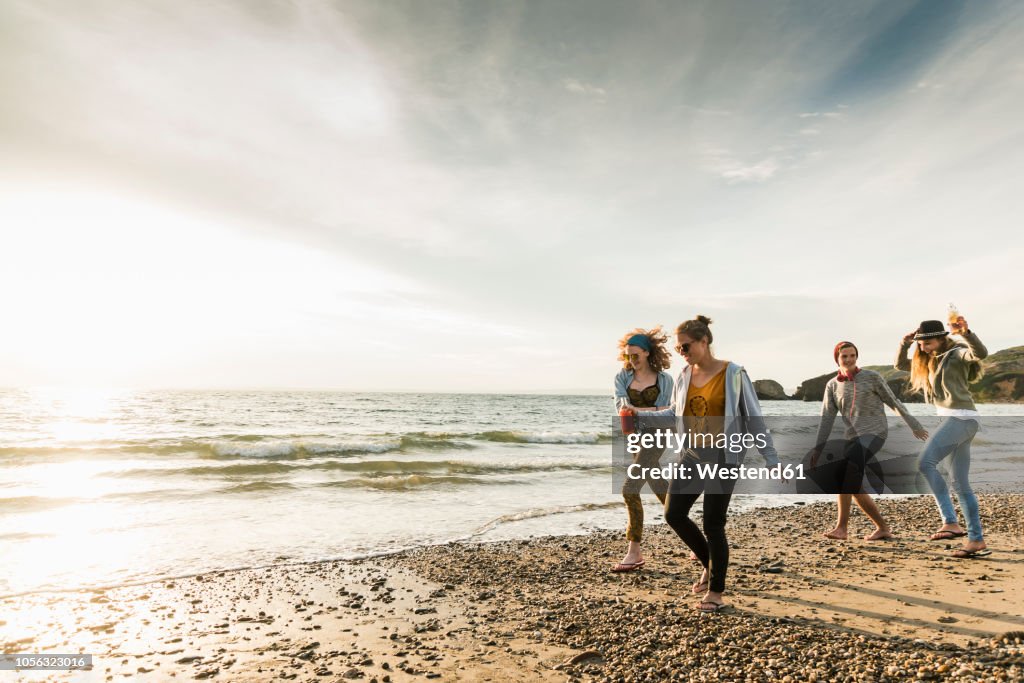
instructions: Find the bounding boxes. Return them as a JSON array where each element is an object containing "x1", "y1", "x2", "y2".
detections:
[{"x1": 622, "y1": 447, "x2": 668, "y2": 542}]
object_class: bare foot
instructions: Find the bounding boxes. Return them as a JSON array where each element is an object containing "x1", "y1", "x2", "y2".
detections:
[
  {"x1": 929, "y1": 526, "x2": 966, "y2": 541},
  {"x1": 696, "y1": 589, "x2": 727, "y2": 612},
  {"x1": 619, "y1": 552, "x2": 643, "y2": 566},
  {"x1": 823, "y1": 527, "x2": 848, "y2": 540},
  {"x1": 691, "y1": 568, "x2": 709, "y2": 594},
  {"x1": 951, "y1": 540, "x2": 989, "y2": 558},
  {"x1": 864, "y1": 528, "x2": 894, "y2": 541}
]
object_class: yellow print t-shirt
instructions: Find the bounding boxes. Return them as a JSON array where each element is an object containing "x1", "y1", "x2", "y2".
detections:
[{"x1": 683, "y1": 365, "x2": 727, "y2": 437}]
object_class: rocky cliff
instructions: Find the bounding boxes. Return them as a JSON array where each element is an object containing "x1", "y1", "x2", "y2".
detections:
[{"x1": 754, "y1": 379, "x2": 790, "y2": 401}]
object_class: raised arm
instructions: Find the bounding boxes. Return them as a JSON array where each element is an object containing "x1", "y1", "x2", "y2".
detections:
[
  {"x1": 894, "y1": 331, "x2": 915, "y2": 371},
  {"x1": 959, "y1": 330, "x2": 988, "y2": 362}
]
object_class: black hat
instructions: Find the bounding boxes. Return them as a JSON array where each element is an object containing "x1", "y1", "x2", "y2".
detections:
[{"x1": 913, "y1": 320, "x2": 949, "y2": 340}]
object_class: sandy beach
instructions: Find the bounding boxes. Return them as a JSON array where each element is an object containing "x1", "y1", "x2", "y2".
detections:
[{"x1": 3, "y1": 494, "x2": 1023, "y2": 682}]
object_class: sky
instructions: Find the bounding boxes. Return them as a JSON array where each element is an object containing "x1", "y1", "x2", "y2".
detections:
[{"x1": 2, "y1": 0, "x2": 1022, "y2": 393}]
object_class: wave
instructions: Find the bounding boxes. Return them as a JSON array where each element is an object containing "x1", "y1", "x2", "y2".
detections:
[
  {"x1": 0, "y1": 429, "x2": 613, "y2": 464},
  {"x1": 113, "y1": 459, "x2": 613, "y2": 479},
  {"x1": 468, "y1": 501, "x2": 624, "y2": 537},
  {"x1": 0, "y1": 496, "x2": 75, "y2": 514},
  {"x1": 319, "y1": 474, "x2": 498, "y2": 491},
  {"x1": 0, "y1": 531, "x2": 55, "y2": 541},
  {"x1": 219, "y1": 481, "x2": 299, "y2": 494},
  {"x1": 475, "y1": 430, "x2": 612, "y2": 444}
]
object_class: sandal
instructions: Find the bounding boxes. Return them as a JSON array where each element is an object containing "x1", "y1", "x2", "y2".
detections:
[
  {"x1": 696, "y1": 600, "x2": 728, "y2": 613},
  {"x1": 929, "y1": 530, "x2": 967, "y2": 541},
  {"x1": 611, "y1": 559, "x2": 645, "y2": 573}
]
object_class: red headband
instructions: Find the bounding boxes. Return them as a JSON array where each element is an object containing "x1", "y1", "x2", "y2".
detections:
[{"x1": 833, "y1": 341, "x2": 858, "y2": 365}]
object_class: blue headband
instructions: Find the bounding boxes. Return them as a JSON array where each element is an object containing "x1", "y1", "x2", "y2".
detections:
[{"x1": 626, "y1": 334, "x2": 651, "y2": 352}]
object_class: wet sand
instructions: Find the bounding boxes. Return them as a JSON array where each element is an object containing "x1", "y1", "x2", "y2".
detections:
[{"x1": 2, "y1": 495, "x2": 1023, "y2": 681}]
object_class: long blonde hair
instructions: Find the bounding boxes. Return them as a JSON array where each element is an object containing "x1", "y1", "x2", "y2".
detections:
[{"x1": 908, "y1": 338, "x2": 953, "y2": 396}]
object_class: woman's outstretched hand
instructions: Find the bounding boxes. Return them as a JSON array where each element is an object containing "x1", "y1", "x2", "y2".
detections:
[
  {"x1": 913, "y1": 429, "x2": 929, "y2": 441},
  {"x1": 950, "y1": 317, "x2": 969, "y2": 335},
  {"x1": 809, "y1": 448, "x2": 822, "y2": 469}
]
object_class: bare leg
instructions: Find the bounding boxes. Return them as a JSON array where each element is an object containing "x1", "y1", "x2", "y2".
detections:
[
  {"x1": 823, "y1": 494, "x2": 852, "y2": 539},
  {"x1": 691, "y1": 566, "x2": 709, "y2": 594},
  {"x1": 853, "y1": 494, "x2": 893, "y2": 540}
]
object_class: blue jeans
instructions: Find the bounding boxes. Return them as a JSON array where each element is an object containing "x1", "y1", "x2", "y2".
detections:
[{"x1": 918, "y1": 417, "x2": 983, "y2": 541}]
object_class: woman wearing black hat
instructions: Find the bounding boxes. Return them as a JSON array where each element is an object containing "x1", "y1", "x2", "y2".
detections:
[
  {"x1": 813, "y1": 341, "x2": 928, "y2": 540},
  {"x1": 895, "y1": 316, "x2": 989, "y2": 558},
  {"x1": 612, "y1": 327, "x2": 674, "y2": 572}
]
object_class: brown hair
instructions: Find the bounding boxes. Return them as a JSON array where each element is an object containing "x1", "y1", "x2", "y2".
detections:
[
  {"x1": 908, "y1": 337, "x2": 953, "y2": 396},
  {"x1": 617, "y1": 326, "x2": 672, "y2": 372},
  {"x1": 676, "y1": 314, "x2": 713, "y2": 345}
]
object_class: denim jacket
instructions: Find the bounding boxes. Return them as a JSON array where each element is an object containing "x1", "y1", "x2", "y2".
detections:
[{"x1": 613, "y1": 369, "x2": 674, "y2": 412}]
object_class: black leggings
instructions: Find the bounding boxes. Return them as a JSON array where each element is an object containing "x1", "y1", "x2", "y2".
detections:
[
  {"x1": 663, "y1": 450, "x2": 736, "y2": 593},
  {"x1": 837, "y1": 435, "x2": 884, "y2": 494}
]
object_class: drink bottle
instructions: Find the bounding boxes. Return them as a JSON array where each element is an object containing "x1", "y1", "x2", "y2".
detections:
[{"x1": 618, "y1": 407, "x2": 636, "y2": 435}]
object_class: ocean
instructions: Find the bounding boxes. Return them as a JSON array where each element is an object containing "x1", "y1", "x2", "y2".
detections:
[{"x1": 1, "y1": 389, "x2": 1020, "y2": 596}]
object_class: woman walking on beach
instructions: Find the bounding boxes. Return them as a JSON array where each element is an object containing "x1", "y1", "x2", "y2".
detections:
[
  {"x1": 639, "y1": 315, "x2": 781, "y2": 612},
  {"x1": 812, "y1": 341, "x2": 928, "y2": 541},
  {"x1": 896, "y1": 317, "x2": 989, "y2": 558},
  {"x1": 612, "y1": 328, "x2": 674, "y2": 572}
]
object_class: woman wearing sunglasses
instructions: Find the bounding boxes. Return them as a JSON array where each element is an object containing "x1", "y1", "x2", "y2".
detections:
[
  {"x1": 896, "y1": 316, "x2": 989, "y2": 558},
  {"x1": 612, "y1": 327, "x2": 674, "y2": 572},
  {"x1": 638, "y1": 315, "x2": 780, "y2": 612},
  {"x1": 812, "y1": 341, "x2": 928, "y2": 541}
]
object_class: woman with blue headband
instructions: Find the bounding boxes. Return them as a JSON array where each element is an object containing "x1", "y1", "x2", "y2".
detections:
[{"x1": 612, "y1": 327, "x2": 674, "y2": 572}]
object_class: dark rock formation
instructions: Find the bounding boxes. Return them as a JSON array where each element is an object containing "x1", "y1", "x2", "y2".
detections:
[{"x1": 753, "y1": 379, "x2": 789, "y2": 401}]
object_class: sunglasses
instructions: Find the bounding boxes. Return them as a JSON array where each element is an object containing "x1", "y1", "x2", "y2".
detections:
[
  {"x1": 675, "y1": 341, "x2": 699, "y2": 354},
  {"x1": 625, "y1": 353, "x2": 641, "y2": 361}
]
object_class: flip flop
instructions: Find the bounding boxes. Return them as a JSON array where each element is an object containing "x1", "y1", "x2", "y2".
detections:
[
  {"x1": 929, "y1": 530, "x2": 967, "y2": 541},
  {"x1": 611, "y1": 560, "x2": 645, "y2": 573},
  {"x1": 951, "y1": 548, "x2": 992, "y2": 559},
  {"x1": 691, "y1": 581, "x2": 709, "y2": 595},
  {"x1": 696, "y1": 600, "x2": 728, "y2": 613}
]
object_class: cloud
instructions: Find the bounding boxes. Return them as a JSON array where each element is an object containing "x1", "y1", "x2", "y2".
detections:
[
  {"x1": 2, "y1": 0, "x2": 1023, "y2": 390},
  {"x1": 563, "y1": 78, "x2": 607, "y2": 97},
  {"x1": 718, "y1": 159, "x2": 780, "y2": 183}
]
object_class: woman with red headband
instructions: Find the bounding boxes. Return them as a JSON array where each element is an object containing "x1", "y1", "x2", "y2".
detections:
[
  {"x1": 612, "y1": 327, "x2": 674, "y2": 572},
  {"x1": 812, "y1": 341, "x2": 928, "y2": 540}
]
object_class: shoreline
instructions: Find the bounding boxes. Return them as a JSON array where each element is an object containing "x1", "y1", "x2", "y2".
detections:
[{"x1": 2, "y1": 495, "x2": 1023, "y2": 681}]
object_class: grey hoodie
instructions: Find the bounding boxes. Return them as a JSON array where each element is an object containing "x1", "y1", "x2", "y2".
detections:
[
  {"x1": 814, "y1": 369, "x2": 923, "y2": 446},
  {"x1": 895, "y1": 332, "x2": 987, "y2": 411}
]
